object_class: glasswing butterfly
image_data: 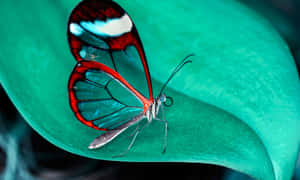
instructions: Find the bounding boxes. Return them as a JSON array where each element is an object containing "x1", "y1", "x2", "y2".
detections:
[{"x1": 67, "y1": 0, "x2": 193, "y2": 156}]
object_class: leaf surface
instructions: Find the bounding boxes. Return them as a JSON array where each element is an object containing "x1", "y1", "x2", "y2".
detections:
[{"x1": 0, "y1": 0, "x2": 299, "y2": 179}]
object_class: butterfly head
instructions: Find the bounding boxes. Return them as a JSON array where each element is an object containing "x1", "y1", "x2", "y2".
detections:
[
  {"x1": 148, "y1": 94, "x2": 172, "y2": 121},
  {"x1": 155, "y1": 94, "x2": 167, "y2": 116}
]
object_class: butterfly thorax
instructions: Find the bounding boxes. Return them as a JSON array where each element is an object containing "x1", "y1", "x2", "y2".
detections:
[{"x1": 145, "y1": 94, "x2": 166, "y2": 123}]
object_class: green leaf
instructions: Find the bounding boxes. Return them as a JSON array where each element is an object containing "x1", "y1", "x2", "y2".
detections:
[{"x1": 0, "y1": 0, "x2": 299, "y2": 179}]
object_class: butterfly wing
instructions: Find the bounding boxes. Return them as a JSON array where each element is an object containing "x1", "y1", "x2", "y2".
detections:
[
  {"x1": 67, "y1": 0, "x2": 153, "y2": 101},
  {"x1": 68, "y1": 60, "x2": 151, "y2": 131}
]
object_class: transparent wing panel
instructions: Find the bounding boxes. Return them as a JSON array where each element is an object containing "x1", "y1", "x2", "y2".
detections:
[
  {"x1": 112, "y1": 45, "x2": 149, "y2": 98},
  {"x1": 80, "y1": 46, "x2": 115, "y2": 69},
  {"x1": 93, "y1": 107, "x2": 142, "y2": 129},
  {"x1": 71, "y1": 67, "x2": 143, "y2": 130}
]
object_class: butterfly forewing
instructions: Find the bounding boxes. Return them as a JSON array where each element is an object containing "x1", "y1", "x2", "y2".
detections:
[
  {"x1": 68, "y1": 60, "x2": 146, "y2": 130},
  {"x1": 68, "y1": 0, "x2": 153, "y2": 101}
]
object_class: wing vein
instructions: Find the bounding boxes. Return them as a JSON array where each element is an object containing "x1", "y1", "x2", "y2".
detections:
[{"x1": 90, "y1": 106, "x2": 126, "y2": 122}]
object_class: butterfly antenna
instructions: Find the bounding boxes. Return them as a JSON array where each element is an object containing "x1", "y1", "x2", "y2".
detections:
[{"x1": 159, "y1": 54, "x2": 194, "y2": 95}]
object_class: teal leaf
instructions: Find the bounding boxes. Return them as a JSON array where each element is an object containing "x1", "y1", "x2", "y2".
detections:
[{"x1": 0, "y1": 0, "x2": 299, "y2": 179}]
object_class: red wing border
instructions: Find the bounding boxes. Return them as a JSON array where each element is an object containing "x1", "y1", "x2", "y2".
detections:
[{"x1": 68, "y1": 60, "x2": 151, "y2": 130}]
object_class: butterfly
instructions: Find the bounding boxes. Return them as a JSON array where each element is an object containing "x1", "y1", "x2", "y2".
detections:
[{"x1": 67, "y1": 0, "x2": 193, "y2": 156}]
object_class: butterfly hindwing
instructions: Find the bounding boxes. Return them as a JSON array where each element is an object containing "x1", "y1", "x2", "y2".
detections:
[
  {"x1": 67, "y1": 0, "x2": 153, "y2": 101},
  {"x1": 68, "y1": 60, "x2": 150, "y2": 130}
]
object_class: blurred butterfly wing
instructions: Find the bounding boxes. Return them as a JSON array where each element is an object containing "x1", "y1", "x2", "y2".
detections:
[
  {"x1": 68, "y1": 60, "x2": 150, "y2": 130},
  {"x1": 67, "y1": 0, "x2": 153, "y2": 101}
]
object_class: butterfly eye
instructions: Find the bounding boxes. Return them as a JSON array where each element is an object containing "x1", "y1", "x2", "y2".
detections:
[{"x1": 163, "y1": 96, "x2": 173, "y2": 107}]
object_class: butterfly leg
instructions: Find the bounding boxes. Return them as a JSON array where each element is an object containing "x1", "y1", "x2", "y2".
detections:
[
  {"x1": 154, "y1": 106, "x2": 168, "y2": 153},
  {"x1": 114, "y1": 122, "x2": 149, "y2": 158},
  {"x1": 154, "y1": 118, "x2": 168, "y2": 153},
  {"x1": 126, "y1": 121, "x2": 140, "y2": 138},
  {"x1": 126, "y1": 114, "x2": 150, "y2": 138},
  {"x1": 113, "y1": 130, "x2": 140, "y2": 158}
]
